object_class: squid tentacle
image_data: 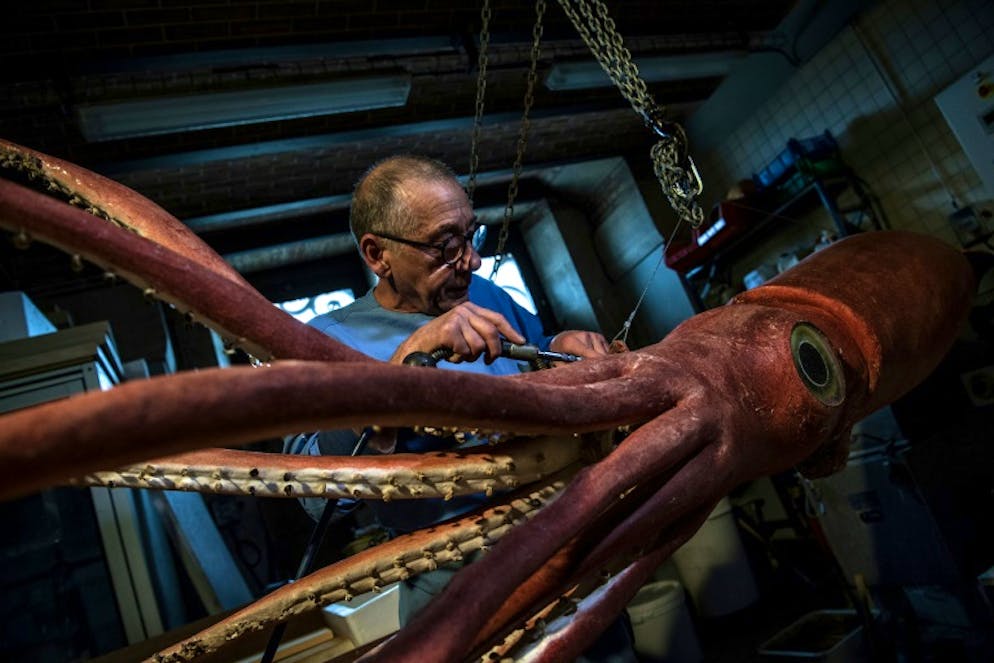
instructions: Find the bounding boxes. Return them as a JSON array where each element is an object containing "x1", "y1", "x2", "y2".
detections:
[
  {"x1": 468, "y1": 454, "x2": 679, "y2": 655},
  {"x1": 488, "y1": 438, "x2": 733, "y2": 659},
  {"x1": 504, "y1": 510, "x2": 707, "y2": 663},
  {"x1": 0, "y1": 138, "x2": 248, "y2": 288},
  {"x1": 0, "y1": 357, "x2": 671, "y2": 501},
  {"x1": 465, "y1": 446, "x2": 697, "y2": 659},
  {"x1": 73, "y1": 435, "x2": 591, "y2": 501},
  {"x1": 0, "y1": 177, "x2": 367, "y2": 363},
  {"x1": 148, "y1": 473, "x2": 574, "y2": 663},
  {"x1": 364, "y1": 398, "x2": 719, "y2": 662}
]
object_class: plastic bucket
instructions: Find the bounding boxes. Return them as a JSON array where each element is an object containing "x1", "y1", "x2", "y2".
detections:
[
  {"x1": 626, "y1": 580, "x2": 702, "y2": 662},
  {"x1": 671, "y1": 497, "x2": 759, "y2": 617}
]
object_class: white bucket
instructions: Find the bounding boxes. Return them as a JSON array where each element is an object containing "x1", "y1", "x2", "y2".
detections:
[
  {"x1": 626, "y1": 580, "x2": 702, "y2": 662},
  {"x1": 671, "y1": 497, "x2": 759, "y2": 617}
]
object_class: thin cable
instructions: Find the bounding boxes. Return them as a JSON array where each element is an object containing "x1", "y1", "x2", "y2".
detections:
[
  {"x1": 612, "y1": 215, "x2": 687, "y2": 345},
  {"x1": 614, "y1": 187, "x2": 839, "y2": 344},
  {"x1": 719, "y1": 198, "x2": 809, "y2": 227}
]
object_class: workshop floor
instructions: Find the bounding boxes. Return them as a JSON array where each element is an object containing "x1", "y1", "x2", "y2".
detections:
[
  {"x1": 640, "y1": 565, "x2": 994, "y2": 663},
  {"x1": 629, "y1": 539, "x2": 846, "y2": 663}
]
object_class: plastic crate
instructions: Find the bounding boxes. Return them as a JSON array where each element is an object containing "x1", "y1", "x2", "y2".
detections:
[
  {"x1": 758, "y1": 609, "x2": 875, "y2": 662},
  {"x1": 754, "y1": 131, "x2": 838, "y2": 190}
]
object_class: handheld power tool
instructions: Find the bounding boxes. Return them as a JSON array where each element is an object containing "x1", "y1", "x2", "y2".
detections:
[{"x1": 403, "y1": 340, "x2": 582, "y2": 367}]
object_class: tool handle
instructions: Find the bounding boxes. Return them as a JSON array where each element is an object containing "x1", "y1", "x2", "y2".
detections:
[
  {"x1": 402, "y1": 347, "x2": 454, "y2": 367},
  {"x1": 501, "y1": 341, "x2": 582, "y2": 363},
  {"x1": 404, "y1": 342, "x2": 580, "y2": 367},
  {"x1": 500, "y1": 340, "x2": 540, "y2": 361}
]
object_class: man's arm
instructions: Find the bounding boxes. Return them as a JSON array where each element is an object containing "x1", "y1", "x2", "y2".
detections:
[{"x1": 389, "y1": 302, "x2": 526, "y2": 365}]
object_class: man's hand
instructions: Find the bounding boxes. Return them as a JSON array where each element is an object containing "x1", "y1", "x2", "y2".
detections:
[
  {"x1": 390, "y1": 302, "x2": 526, "y2": 365},
  {"x1": 550, "y1": 330, "x2": 611, "y2": 359}
]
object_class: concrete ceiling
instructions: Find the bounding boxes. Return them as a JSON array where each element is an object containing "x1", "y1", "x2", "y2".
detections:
[{"x1": 1, "y1": 0, "x2": 799, "y2": 299}]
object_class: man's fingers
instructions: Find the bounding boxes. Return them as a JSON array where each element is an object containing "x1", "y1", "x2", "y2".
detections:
[
  {"x1": 462, "y1": 303, "x2": 525, "y2": 344},
  {"x1": 583, "y1": 335, "x2": 610, "y2": 357},
  {"x1": 399, "y1": 302, "x2": 525, "y2": 365},
  {"x1": 466, "y1": 315, "x2": 505, "y2": 361},
  {"x1": 551, "y1": 330, "x2": 611, "y2": 358},
  {"x1": 446, "y1": 303, "x2": 521, "y2": 361},
  {"x1": 454, "y1": 325, "x2": 487, "y2": 362},
  {"x1": 494, "y1": 318, "x2": 525, "y2": 345},
  {"x1": 592, "y1": 334, "x2": 611, "y2": 355}
]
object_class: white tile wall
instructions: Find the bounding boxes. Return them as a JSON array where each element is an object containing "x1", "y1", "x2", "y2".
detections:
[{"x1": 694, "y1": 0, "x2": 994, "y2": 247}]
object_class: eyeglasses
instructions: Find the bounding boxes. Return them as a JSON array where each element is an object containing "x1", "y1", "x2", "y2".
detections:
[{"x1": 375, "y1": 223, "x2": 487, "y2": 266}]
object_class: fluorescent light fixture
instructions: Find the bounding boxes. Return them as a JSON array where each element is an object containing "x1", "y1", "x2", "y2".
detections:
[
  {"x1": 544, "y1": 51, "x2": 745, "y2": 91},
  {"x1": 77, "y1": 74, "x2": 411, "y2": 142}
]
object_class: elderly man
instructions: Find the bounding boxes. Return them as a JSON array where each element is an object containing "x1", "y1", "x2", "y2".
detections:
[
  {"x1": 295, "y1": 153, "x2": 612, "y2": 521},
  {"x1": 298, "y1": 154, "x2": 610, "y2": 461},
  {"x1": 316, "y1": 154, "x2": 608, "y2": 373},
  {"x1": 289, "y1": 155, "x2": 634, "y2": 660}
]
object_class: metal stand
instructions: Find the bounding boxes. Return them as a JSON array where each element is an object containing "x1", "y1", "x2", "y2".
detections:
[{"x1": 259, "y1": 428, "x2": 372, "y2": 662}]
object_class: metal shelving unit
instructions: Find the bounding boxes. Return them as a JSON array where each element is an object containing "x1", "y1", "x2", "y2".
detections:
[{"x1": 677, "y1": 170, "x2": 887, "y2": 313}]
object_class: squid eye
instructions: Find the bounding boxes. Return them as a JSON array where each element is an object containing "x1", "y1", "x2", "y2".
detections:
[{"x1": 790, "y1": 322, "x2": 845, "y2": 406}]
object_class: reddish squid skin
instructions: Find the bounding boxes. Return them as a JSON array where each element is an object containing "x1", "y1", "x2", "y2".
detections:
[
  {"x1": 362, "y1": 230, "x2": 974, "y2": 663},
  {"x1": 0, "y1": 136, "x2": 976, "y2": 662},
  {"x1": 0, "y1": 138, "x2": 250, "y2": 288}
]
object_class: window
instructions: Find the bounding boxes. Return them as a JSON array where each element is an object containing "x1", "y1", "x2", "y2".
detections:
[
  {"x1": 276, "y1": 288, "x2": 356, "y2": 323},
  {"x1": 275, "y1": 252, "x2": 538, "y2": 322},
  {"x1": 475, "y1": 252, "x2": 538, "y2": 315}
]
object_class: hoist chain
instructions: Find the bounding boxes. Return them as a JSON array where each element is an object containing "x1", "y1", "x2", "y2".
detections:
[
  {"x1": 556, "y1": 0, "x2": 705, "y2": 227},
  {"x1": 466, "y1": 0, "x2": 492, "y2": 204},
  {"x1": 491, "y1": 0, "x2": 546, "y2": 278}
]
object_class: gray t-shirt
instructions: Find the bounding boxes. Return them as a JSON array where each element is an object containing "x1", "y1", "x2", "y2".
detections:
[{"x1": 309, "y1": 274, "x2": 553, "y2": 373}]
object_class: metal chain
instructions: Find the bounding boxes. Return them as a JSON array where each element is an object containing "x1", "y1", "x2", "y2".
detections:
[
  {"x1": 466, "y1": 0, "x2": 492, "y2": 204},
  {"x1": 557, "y1": 0, "x2": 704, "y2": 227},
  {"x1": 491, "y1": 0, "x2": 546, "y2": 278}
]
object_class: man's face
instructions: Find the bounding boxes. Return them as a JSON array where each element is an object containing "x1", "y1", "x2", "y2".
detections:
[{"x1": 385, "y1": 178, "x2": 482, "y2": 315}]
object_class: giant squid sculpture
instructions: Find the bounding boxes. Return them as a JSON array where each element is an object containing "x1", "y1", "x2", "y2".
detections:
[{"x1": 0, "y1": 137, "x2": 977, "y2": 662}]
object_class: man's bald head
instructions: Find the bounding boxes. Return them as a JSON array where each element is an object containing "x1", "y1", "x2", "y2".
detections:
[{"x1": 349, "y1": 154, "x2": 460, "y2": 243}]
